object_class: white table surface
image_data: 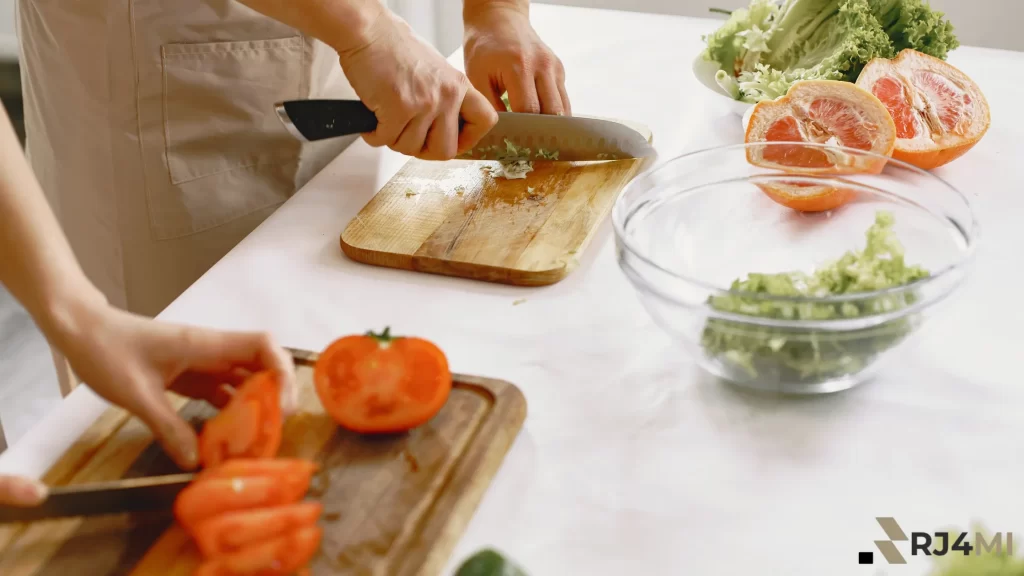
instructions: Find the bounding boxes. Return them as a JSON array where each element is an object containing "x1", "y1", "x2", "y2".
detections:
[{"x1": 3, "y1": 4, "x2": 1024, "y2": 575}]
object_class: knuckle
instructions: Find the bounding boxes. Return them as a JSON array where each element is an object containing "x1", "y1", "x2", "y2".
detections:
[
  {"x1": 439, "y1": 81, "x2": 461, "y2": 101},
  {"x1": 254, "y1": 332, "x2": 275, "y2": 352},
  {"x1": 534, "y1": 54, "x2": 556, "y2": 74}
]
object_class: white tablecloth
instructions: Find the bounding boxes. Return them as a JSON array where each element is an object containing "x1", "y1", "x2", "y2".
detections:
[{"x1": 3, "y1": 5, "x2": 1023, "y2": 575}]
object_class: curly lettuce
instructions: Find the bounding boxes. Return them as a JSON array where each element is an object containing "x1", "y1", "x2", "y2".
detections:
[
  {"x1": 702, "y1": 0, "x2": 958, "y2": 104},
  {"x1": 869, "y1": 0, "x2": 960, "y2": 59}
]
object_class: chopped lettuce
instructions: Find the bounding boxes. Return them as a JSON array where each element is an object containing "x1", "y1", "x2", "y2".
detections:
[
  {"x1": 927, "y1": 526, "x2": 1024, "y2": 576},
  {"x1": 702, "y1": 0, "x2": 959, "y2": 104},
  {"x1": 700, "y1": 211, "x2": 929, "y2": 382}
]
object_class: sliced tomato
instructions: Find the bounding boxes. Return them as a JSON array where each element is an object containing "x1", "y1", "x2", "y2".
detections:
[
  {"x1": 194, "y1": 458, "x2": 318, "y2": 484},
  {"x1": 192, "y1": 501, "x2": 322, "y2": 557},
  {"x1": 314, "y1": 327, "x2": 452, "y2": 434},
  {"x1": 173, "y1": 475, "x2": 310, "y2": 531},
  {"x1": 198, "y1": 371, "x2": 283, "y2": 468},
  {"x1": 191, "y1": 525, "x2": 322, "y2": 575}
]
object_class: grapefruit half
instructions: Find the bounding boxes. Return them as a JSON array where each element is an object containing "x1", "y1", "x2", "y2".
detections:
[
  {"x1": 856, "y1": 49, "x2": 990, "y2": 170},
  {"x1": 744, "y1": 80, "x2": 897, "y2": 211}
]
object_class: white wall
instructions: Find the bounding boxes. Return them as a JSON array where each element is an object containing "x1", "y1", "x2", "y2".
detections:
[
  {"x1": 2, "y1": 0, "x2": 1017, "y2": 64},
  {"x1": 0, "y1": 0, "x2": 16, "y2": 61},
  {"x1": 533, "y1": 0, "x2": 1022, "y2": 52}
]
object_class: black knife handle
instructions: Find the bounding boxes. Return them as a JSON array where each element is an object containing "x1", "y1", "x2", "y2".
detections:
[{"x1": 277, "y1": 99, "x2": 467, "y2": 142}]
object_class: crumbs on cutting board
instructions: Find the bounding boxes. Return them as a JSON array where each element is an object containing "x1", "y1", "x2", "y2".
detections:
[
  {"x1": 513, "y1": 299, "x2": 527, "y2": 306},
  {"x1": 405, "y1": 189, "x2": 418, "y2": 198}
]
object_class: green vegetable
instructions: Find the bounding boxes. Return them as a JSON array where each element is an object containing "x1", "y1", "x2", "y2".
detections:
[
  {"x1": 454, "y1": 548, "x2": 529, "y2": 576},
  {"x1": 869, "y1": 0, "x2": 959, "y2": 60},
  {"x1": 702, "y1": 0, "x2": 958, "y2": 104},
  {"x1": 700, "y1": 211, "x2": 929, "y2": 382},
  {"x1": 501, "y1": 91, "x2": 511, "y2": 111},
  {"x1": 927, "y1": 526, "x2": 1024, "y2": 576}
]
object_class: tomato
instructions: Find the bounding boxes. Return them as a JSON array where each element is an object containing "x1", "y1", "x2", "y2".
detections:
[
  {"x1": 192, "y1": 501, "x2": 322, "y2": 557},
  {"x1": 174, "y1": 475, "x2": 310, "y2": 531},
  {"x1": 199, "y1": 371, "x2": 283, "y2": 468},
  {"x1": 313, "y1": 327, "x2": 452, "y2": 434},
  {"x1": 194, "y1": 458, "x2": 318, "y2": 484},
  {"x1": 191, "y1": 525, "x2": 322, "y2": 576}
]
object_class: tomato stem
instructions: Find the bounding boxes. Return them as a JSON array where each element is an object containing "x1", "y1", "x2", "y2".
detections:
[{"x1": 366, "y1": 326, "x2": 394, "y2": 345}]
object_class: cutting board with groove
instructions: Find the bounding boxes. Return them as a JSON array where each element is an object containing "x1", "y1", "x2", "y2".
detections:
[
  {"x1": 0, "y1": 348, "x2": 527, "y2": 576},
  {"x1": 341, "y1": 119, "x2": 654, "y2": 285}
]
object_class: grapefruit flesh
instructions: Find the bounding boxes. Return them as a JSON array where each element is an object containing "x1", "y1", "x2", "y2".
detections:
[
  {"x1": 856, "y1": 49, "x2": 989, "y2": 170},
  {"x1": 744, "y1": 80, "x2": 897, "y2": 211}
]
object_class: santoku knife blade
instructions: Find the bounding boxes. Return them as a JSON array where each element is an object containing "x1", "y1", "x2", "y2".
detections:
[
  {"x1": 0, "y1": 473, "x2": 195, "y2": 524},
  {"x1": 274, "y1": 99, "x2": 655, "y2": 162}
]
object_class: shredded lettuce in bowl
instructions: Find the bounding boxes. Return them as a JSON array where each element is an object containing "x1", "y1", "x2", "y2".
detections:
[{"x1": 700, "y1": 211, "x2": 930, "y2": 382}]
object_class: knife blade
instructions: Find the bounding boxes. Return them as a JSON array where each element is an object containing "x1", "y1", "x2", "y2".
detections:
[
  {"x1": 274, "y1": 99, "x2": 654, "y2": 162},
  {"x1": 0, "y1": 473, "x2": 195, "y2": 524}
]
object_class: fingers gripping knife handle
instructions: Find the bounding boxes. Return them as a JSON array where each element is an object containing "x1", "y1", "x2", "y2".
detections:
[{"x1": 275, "y1": 99, "x2": 467, "y2": 142}]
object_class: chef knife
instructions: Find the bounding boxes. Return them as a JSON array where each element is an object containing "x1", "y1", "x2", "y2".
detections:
[
  {"x1": 274, "y1": 99, "x2": 655, "y2": 162},
  {"x1": 0, "y1": 473, "x2": 195, "y2": 524}
]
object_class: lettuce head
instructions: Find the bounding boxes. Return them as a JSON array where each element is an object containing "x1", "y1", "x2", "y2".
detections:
[{"x1": 702, "y1": 0, "x2": 958, "y2": 104}]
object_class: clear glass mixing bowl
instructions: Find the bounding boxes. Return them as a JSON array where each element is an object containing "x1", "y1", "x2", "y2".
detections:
[{"x1": 612, "y1": 142, "x2": 979, "y2": 394}]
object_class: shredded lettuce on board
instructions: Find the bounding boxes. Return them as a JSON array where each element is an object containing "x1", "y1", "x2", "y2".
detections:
[
  {"x1": 702, "y1": 0, "x2": 959, "y2": 104},
  {"x1": 700, "y1": 211, "x2": 930, "y2": 382}
]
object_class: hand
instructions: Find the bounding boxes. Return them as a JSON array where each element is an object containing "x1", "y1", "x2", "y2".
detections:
[
  {"x1": 337, "y1": 11, "x2": 498, "y2": 160},
  {"x1": 463, "y1": 5, "x2": 570, "y2": 116},
  {"x1": 50, "y1": 301, "x2": 297, "y2": 471},
  {"x1": 0, "y1": 475, "x2": 47, "y2": 506}
]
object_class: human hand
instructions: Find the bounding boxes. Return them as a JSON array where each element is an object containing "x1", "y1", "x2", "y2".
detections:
[
  {"x1": 463, "y1": 4, "x2": 570, "y2": 116},
  {"x1": 50, "y1": 302, "x2": 297, "y2": 471},
  {"x1": 337, "y1": 10, "x2": 498, "y2": 160},
  {"x1": 0, "y1": 475, "x2": 47, "y2": 506}
]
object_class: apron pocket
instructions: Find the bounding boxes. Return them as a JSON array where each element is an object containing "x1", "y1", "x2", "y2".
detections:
[{"x1": 142, "y1": 36, "x2": 306, "y2": 240}]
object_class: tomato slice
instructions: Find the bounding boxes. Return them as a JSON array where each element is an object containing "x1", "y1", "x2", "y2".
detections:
[
  {"x1": 194, "y1": 458, "x2": 318, "y2": 484},
  {"x1": 192, "y1": 525, "x2": 322, "y2": 575},
  {"x1": 174, "y1": 475, "x2": 310, "y2": 531},
  {"x1": 313, "y1": 327, "x2": 452, "y2": 434},
  {"x1": 192, "y1": 501, "x2": 322, "y2": 557},
  {"x1": 199, "y1": 371, "x2": 283, "y2": 468}
]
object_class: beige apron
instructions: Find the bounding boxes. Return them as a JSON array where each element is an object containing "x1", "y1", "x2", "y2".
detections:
[{"x1": 17, "y1": 0, "x2": 360, "y2": 392}]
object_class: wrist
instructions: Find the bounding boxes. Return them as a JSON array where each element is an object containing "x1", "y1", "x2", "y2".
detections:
[
  {"x1": 464, "y1": 0, "x2": 528, "y2": 30},
  {"x1": 35, "y1": 286, "x2": 110, "y2": 351},
  {"x1": 327, "y1": 0, "x2": 390, "y2": 57}
]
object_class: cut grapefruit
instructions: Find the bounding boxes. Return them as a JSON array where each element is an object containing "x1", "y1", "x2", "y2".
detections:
[
  {"x1": 744, "y1": 80, "x2": 896, "y2": 212},
  {"x1": 856, "y1": 49, "x2": 989, "y2": 170}
]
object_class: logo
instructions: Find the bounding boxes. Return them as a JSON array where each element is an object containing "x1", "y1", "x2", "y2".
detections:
[{"x1": 859, "y1": 517, "x2": 1015, "y2": 565}]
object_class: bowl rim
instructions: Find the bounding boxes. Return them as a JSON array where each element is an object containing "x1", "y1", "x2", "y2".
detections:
[
  {"x1": 611, "y1": 141, "x2": 981, "y2": 309},
  {"x1": 691, "y1": 52, "x2": 755, "y2": 110}
]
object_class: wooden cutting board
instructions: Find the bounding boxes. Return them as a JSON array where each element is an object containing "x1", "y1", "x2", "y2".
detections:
[
  {"x1": 341, "y1": 119, "x2": 654, "y2": 286},
  {"x1": 0, "y1": 348, "x2": 527, "y2": 576}
]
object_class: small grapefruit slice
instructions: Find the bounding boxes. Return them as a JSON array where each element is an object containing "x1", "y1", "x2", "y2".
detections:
[
  {"x1": 856, "y1": 49, "x2": 989, "y2": 170},
  {"x1": 744, "y1": 80, "x2": 896, "y2": 211},
  {"x1": 756, "y1": 180, "x2": 857, "y2": 212}
]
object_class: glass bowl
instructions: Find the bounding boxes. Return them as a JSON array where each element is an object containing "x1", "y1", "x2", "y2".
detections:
[{"x1": 611, "y1": 142, "x2": 979, "y2": 394}]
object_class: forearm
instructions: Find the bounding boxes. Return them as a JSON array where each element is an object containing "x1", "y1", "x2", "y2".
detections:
[
  {"x1": 464, "y1": 0, "x2": 528, "y2": 24},
  {"x1": 0, "y1": 104, "x2": 106, "y2": 341},
  {"x1": 236, "y1": 0, "x2": 388, "y2": 54}
]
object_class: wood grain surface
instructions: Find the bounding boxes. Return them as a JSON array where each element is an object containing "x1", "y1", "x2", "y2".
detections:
[
  {"x1": 341, "y1": 119, "x2": 654, "y2": 285},
  {"x1": 0, "y1": 348, "x2": 527, "y2": 576}
]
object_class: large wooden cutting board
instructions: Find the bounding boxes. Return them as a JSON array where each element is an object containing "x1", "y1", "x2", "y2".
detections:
[
  {"x1": 341, "y1": 119, "x2": 654, "y2": 286},
  {"x1": 0, "y1": 349, "x2": 526, "y2": 576}
]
